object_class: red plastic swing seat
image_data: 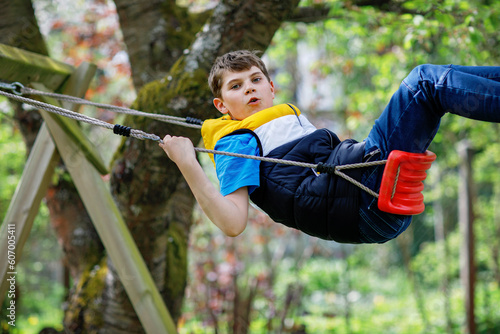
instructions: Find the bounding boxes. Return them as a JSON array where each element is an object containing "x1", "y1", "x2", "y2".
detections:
[{"x1": 378, "y1": 150, "x2": 436, "y2": 215}]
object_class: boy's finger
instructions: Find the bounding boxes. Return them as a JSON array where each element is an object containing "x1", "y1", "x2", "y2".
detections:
[
  {"x1": 159, "y1": 135, "x2": 170, "y2": 147},
  {"x1": 162, "y1": 135, "x2": 172, "y2": 142}
]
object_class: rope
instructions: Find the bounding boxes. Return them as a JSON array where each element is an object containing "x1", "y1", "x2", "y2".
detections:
[
  {"x1": 391, "y1": 166, "x2": 401, "y2": 199},
  {"x1": 194, "y1": 147, "x2": 320, "y2": 168},
  {"x1": 335, "y1": 169, "x2": 380, "y2": 198},
  {"x1": 0, "y1": 82, "x2": 387, "y2": 198},
  {"x1": 0, "y1": 89, "x2": 162, "y2": 142},
  {"x1": 19, "y1": 85, "x2": 203, "y2": 129}
]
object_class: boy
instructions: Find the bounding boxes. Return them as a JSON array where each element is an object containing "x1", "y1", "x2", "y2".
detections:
[{"x1": 160, "y1": 50, "x2": 500, "y2": 244}]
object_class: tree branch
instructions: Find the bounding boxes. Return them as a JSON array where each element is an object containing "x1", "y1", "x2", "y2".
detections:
[
  {"x1": 352, "y1": 0, "x2": 421, "y2": 15},
  {"x1": 287, "y1": 5, "x2": 332, "y2": 23},
  {"x1": 287, "y1": 0, "x2": 422, "y2": 24}
]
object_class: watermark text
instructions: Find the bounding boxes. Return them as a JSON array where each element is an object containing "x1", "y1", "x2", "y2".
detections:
[{"x1": 6, "y1": 224, "x2": 16, "y2": 327}]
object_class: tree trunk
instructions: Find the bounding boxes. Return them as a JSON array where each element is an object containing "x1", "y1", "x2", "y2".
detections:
[
  {"x1": 2, "y1": 0, "x2": 300, "y2": 331},
  {"x1": 106, "y1": 0, "x2": 300, "y2": 331},
  {"x1": 113, "y1": 0, "x2": 211, "y2": 89}
]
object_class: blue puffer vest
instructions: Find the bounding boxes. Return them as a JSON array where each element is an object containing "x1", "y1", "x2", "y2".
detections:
[
  {"x1": 249, "y1": 129, "x2": 365, "y2": 243},
  {"x1": 201, "y1": 104, "x2": 366, "y2": 243}
]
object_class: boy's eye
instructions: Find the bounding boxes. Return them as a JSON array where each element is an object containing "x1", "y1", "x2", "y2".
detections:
[
  {"x1": 230, "y1": 84, "x2": 240, "y2": 90},
  {"x1": 252, "y1": 77, "x2": 261, "y2": 83}
]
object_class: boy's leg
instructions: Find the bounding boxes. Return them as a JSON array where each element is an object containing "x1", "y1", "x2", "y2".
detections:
[
  {"x1": 365, "y1": 64, "x2": 500, "y2": 156},
  {"x1": 358, "y1": 64, "x2": 500, "y2": 243}
]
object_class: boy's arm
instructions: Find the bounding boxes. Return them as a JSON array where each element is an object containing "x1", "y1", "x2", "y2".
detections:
[{"x1": 159, "y1": 135, "x2": 248, "y2": 237}]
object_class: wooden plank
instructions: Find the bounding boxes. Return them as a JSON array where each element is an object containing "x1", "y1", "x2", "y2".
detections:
[
  {"x1": 0, "y1": 62, "x2": 97, "y2": 306},
  {"x1": 0, "y1": 44, "x2": 78, "y2": 306},
  {"x1": 34, "y1": 99, "x2": 109, "y2": 175},
  {"x1": 0, "y1": 124, "x2": 60, "y2": 305},
  {"x1": 32, "y1": 66, "x2": 110, "y2": 175},
  {"x1": 0, "y1": 43, "x2": 74, "y2": 91},
  {"x1": 40, "y1": 100, "x2": 177, "y2": 334},
  {"x1": 0, "y1": 46, "x2": 175, "y2": 332},
  {"x1": 45, "y1": 63, "x2": 176, "y2": 332},
  {"x1": 0, "y1": 44, "x2": 107, "y2": 174}
]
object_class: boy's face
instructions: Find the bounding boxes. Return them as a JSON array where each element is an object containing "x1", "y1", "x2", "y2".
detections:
[{"x1": 213, "y1": 66, "x2": 275, "y2": 120}]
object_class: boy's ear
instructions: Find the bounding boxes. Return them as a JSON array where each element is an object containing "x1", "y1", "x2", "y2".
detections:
[{"x1": 213, "y1": 98, "x2": 229, "y2": 114}]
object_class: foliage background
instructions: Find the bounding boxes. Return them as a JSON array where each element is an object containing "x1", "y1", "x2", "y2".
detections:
[{"x1": 1, "y1": 0, "x2": 500, "y2": 333}]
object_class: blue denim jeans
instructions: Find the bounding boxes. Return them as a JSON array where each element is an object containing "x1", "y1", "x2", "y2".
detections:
[{"x1": 358, "y1": 64, "x2": 500, "y2": 243}]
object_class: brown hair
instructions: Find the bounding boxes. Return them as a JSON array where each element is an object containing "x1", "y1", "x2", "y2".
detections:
[{"x1": 208, "y1": 50, "x2": 271, "y2": 98}]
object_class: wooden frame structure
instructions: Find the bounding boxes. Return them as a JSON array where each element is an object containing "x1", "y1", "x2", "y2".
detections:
[{"x1": 0, "y1": 43, "x2": 177, "y2": 334}]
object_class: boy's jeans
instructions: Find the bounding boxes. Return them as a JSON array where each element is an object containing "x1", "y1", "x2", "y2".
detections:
[{"x1": 358, "y1": 64, "x2": 500, "y2": 243}]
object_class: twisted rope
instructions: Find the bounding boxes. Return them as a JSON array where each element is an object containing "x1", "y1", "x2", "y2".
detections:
[
  {"x1": 20, "y1": 86, "x2": 203, "y2": 129},
  {"x1": 0, "y1": 89, "x2": 323, "y2": 163},
  {"x1": 0, "y1": 89, "x2": 162, "y2": 142},
  {"x1": 391, "y1": 166, "x2": 401, "y2": 198},
  {"x1": 0, "y1": 83, "x2": 387, "y2": 198}
]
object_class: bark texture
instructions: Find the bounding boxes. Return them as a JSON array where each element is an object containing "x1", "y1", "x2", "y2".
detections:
[
  {"x1": 113, "y1": 0, "x2": 210, "y2": 89},
  {"x1": 107, "y1": 0, "x2": 301, "y2": 331},
  {"x1": 2, "y1": 0, "x2": 301, "y2": 332}
]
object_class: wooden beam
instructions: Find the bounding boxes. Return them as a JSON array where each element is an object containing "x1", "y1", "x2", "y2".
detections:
[
  {"x1": 0, "y1": 44, "x2": 107, "y2": 173},
  {"x1": 0, "y1": 43, "x2": 73, "y2": 91},
  {"x1": 0, "y1": 62, "x2": 98, "y2": 306},
  {"x1": 0, "y1": 45, "x2": 176, "y2": 333},
  {"x1": 0, "y1": 123, "x2": 60, "y2": 305},
  {"x1": 39, "y1": 91, "x2": 178, "y2": 334},
  {"x1": 32, "y1": 64, "x2": 109, "y2": 175},
  {"x1": 40, "y1": 65, "x2": 176, "y2": 333}
]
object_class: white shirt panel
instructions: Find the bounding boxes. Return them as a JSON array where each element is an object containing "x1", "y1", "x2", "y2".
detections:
[{"x1": 254, "y1": 114, "x2": 317, "y2": 156}]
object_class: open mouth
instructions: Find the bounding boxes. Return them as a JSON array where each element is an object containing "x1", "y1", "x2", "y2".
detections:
[{"x1": 248, "y1": 98, "x2": 259, "y2": 104}]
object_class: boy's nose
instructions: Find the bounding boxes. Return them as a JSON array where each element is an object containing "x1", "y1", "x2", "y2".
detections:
[{"x1": 245, "y1": 86, "x2": 256, "y2": 94}]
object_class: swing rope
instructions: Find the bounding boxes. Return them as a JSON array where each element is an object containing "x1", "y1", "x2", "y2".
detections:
[
  {"x1": 0, "y1": 89, "x2": 162, "y2": 142},
  {"x1": 0, "y1": 82, "x2": 385, "y2": 198},
  {"x1": 19, "y1": 85, "x2": 204, "y2": 129}
]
